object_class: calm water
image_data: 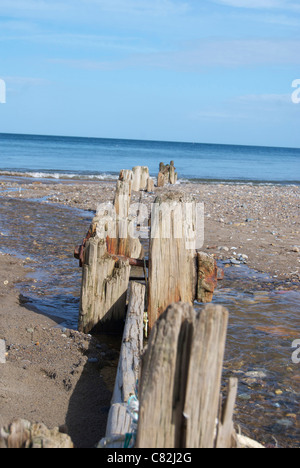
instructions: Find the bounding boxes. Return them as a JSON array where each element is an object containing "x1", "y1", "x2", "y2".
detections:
[{"x1": 0, "y1": 132, "x2": 299, "y2": 184}]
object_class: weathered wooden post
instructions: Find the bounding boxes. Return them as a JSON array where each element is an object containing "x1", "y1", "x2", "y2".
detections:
[
  {"x1": 157, "y1": 161, "x2": 178, "y2": 186},
  {"x1": 146, "y1": 177, "x2": 155, "y2": 192},
  {"x1": 78, "y1": 171, "x2": 142, "y2": 333},
  {"x1": 197, "y1": 252, "x2": 219, "y2": 303},
  {"x1": 147, "y1": 191, "x2": 197, "y2": 331},
  {"x1": 78, "y1": 236, "x2": 131, "y2": 333},
  {"x1": 136, "y1": 302, "x2": 235, "y2": 449},
  {"x1": 108, "y1": 171, "x2": 143, "y2": 259},
  {"x1": 119, "y1": 169, "x2": 133, "y2": 188},
  {"x1": 132, "y1": 166, "x2": 150, "y2": 191},
  {"x1": 100, "y1": 282, "x2": 146, "y2": 448},
  {"x1": 169, "y1": 160, "x2": 177, "y2": 185},
  {"x1": 157, "y1": 171, "x2": 165, "y2": 187}
]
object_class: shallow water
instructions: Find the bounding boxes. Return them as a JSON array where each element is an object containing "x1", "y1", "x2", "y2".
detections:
[
  {"x1": 0, "y1": 196, "x2": 299, "y2": 447},
  {"x1": 203, "y1": 265, "x2": 300, "y2": 447},
  {"x1": 0, "y1": 197, "x2": 92, "y2": 329}
]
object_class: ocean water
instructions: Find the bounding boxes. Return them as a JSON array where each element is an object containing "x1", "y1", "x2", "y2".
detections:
[{"x1": 0, "y1": 132, "x2": 299, "y2": 184}]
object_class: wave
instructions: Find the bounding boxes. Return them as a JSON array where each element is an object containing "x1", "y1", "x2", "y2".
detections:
[
  {"x1": 0, "y1": 170, "x2": 298, "y2": 186},
  {"x1": 0, "y1": 170, "x2": 120, "y2": 181}
]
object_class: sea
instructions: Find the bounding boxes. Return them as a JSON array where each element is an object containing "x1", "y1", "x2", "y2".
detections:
[{"x1": 0, "y1": 132, "x2": 299, "y2": 184}]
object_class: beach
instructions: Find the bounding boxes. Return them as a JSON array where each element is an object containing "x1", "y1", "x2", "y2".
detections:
[
  {"x1": 0, "y1": 177, "x2": 299, "y2": 448},
  {"x1": 1, "y1": 177, "x2": 299, "y2": 282}
]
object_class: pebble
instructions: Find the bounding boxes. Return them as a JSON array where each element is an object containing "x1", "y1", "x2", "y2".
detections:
[
  {"x1": 238, "y1": 393, "x2": 251, "y2": 401},
  {"x1": 245, "y1": 371, "x2": 267, "y2": 379},
  {"x1": 275, "y1": 419, "x2": 293, "y2": 428},
  {"x1": 238, "y1": 253, "x2": 249, "y2": 260},
  {"x1": 0, "y1": 339, "x2": 6, "y2": 364},
  {"x1": 230, "y1": 259, "x2": 241, "y2": 265},
  {"x1": 218, "y1": 246, "x2": 229, "y2": 252}
]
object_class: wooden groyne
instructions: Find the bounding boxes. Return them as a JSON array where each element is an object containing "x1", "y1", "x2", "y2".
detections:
[
  {"x1": 74, "y1": 163, "x2": 263, "y2": 449},
  {"x1": 75, "y1": 164, "x2": 221, "y2": 334}
]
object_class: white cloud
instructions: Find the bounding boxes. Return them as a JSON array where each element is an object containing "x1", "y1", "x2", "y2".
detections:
[
  {"x1": 171, "y1": 39, "x2": 300, "y2": 68},
  {"x1": 4, "y1": 76, "x2": 49, "y2": 85},
  {"x1": 189, "y1": 92, "x2": 296, "y2": 124},
  {"x1": 85, "y1": 0, "x2": 189, "y2": 15},
  {"x1": 189, "y1": 109, "x2": 249, "y2": 120},
  {"x1": 213, "y1": 0, "x2": 300, "y2": 12},
  {"x1": 0, "y1": 0, "x2": 67, "y2": 13},
  {"x1": 3, "y1": 76, "x2": 51, "y2": 94},
  {"x1": 0, "y1": 32, "x2": 154, "y2": 54},
  {"x1": 0, "y1": 0, "x2": 189, "y2": 19},
  {"x1": 51, "y1": 38, "x2": 300, "y2": 71},
  {"x1": 237, "y1": 94, "x2": 291, "y2": 104}
]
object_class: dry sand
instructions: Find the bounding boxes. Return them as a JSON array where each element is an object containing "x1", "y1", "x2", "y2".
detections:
[{"x1": 0, "y1": 177, "x2": 299, "y2": 448}]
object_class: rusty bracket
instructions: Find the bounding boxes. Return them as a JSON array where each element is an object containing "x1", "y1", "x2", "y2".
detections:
[
  {"x1": 74, "y1": 224, "x2": 96, "y2": 267},
  {"x1": 75, "y1": 231, "x2": 224, "y2": 282}
]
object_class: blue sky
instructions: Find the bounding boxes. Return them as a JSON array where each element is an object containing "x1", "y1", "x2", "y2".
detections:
[{"x1": 0, "y1": 0, "x2": 300, "y2": 147}]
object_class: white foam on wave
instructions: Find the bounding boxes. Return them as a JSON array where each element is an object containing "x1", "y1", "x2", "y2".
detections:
[{"x1": 0, "y1": 170, "x2": 119, "y2": 181}]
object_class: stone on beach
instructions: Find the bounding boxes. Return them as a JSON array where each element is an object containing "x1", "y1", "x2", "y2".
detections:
[
  {"x1": 0, "y1": 339, "x2": 6, "y2": 364},
  {"x1": 0, "y1": 419, "x2": 74, "y2": 448}
]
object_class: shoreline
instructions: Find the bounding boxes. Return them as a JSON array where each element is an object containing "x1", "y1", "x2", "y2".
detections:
[{"x1": 0, "y1": 172, "x2": 299, "y2": 187}]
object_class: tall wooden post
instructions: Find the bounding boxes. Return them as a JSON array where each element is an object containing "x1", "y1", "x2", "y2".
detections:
[
  {"x1": 132, "y1": 166, "x2": 150, "y2": 191},
  {"x1": 78, "y1": 236, "x2": 131, "y2": 333},
  {"x1": 136, "y1": 303, "x2": 233, "y2": 449},
  {"x1": 147, "y1": 191, "x2": 197, "y2": 331},
  {"x1": 78, "y1": 172, "x2": 138, "y2": 333}
]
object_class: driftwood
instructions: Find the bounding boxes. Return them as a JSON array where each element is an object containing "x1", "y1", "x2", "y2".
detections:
[
  {"x1": 100, "y1": 282, "x2": 145, "y2": 448},
  {"x1": 147, "y1": 192, "x2": 197, "y2": 331}
]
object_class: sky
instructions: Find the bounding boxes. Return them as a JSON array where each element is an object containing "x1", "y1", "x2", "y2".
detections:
[{"x1": 0, "y1": 0, "x2": 300, "y2": 147}]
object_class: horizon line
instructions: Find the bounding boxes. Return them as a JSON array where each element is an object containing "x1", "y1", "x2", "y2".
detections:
[{"x1": 0, "y1": 131, "x2": 299, "y2": 152}]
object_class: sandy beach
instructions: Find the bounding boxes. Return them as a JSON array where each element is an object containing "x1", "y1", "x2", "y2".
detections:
[{"x1": 0, "y1": 177, "x2": 299, "y2": 448}]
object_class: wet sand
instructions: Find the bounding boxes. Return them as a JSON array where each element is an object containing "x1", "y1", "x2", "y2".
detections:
[{"x1": 0, "y1": 177, "x2": 299, "y2": 448}]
